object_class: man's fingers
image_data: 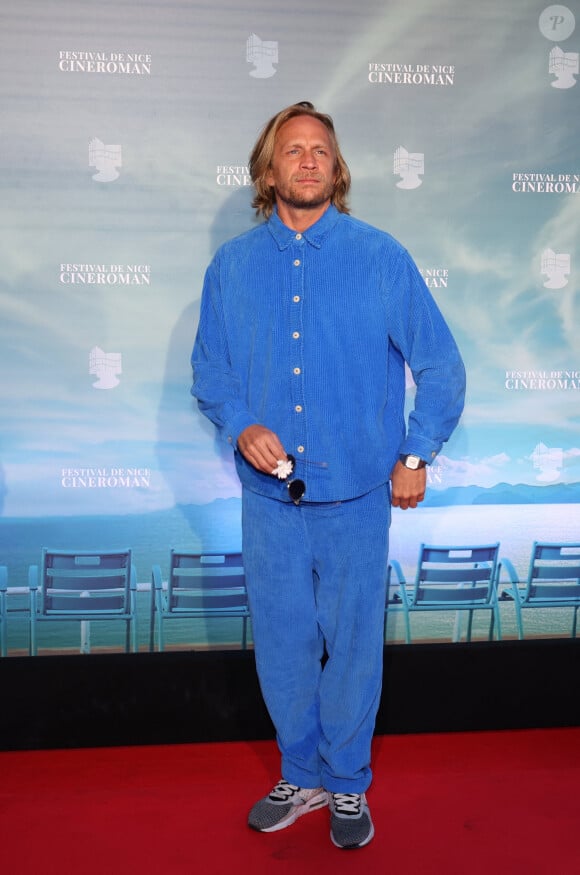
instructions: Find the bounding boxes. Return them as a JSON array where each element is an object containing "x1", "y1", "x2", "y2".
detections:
[
  {"x1": 237, "y1": 424, "x2": 286, "y2": 474},
  {"x1": 390, "y1": 461, "x2": 427, "y2": 510}
]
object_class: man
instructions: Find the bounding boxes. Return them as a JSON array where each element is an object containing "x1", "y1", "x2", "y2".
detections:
[{"x1": 191, "y1": 102, "x2": 465, "y2": 849}]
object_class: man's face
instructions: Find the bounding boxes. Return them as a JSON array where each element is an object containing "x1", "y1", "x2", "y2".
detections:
[{"x1": 266, "y1": 115, "x2": 337, "y2": 212}]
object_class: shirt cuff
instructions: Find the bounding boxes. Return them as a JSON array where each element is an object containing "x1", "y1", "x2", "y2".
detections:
[
  {"x1": 399, "y1": 438, "x2": 440, "y2": 465},
  {"x1": 225, "y1": 410, "x2": 260, "y2": 448}
]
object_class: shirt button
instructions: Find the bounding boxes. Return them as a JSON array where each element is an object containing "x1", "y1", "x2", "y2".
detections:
[
  {"x1": 293, "y1": 367, "x2": 301, "y2": 375},
  {"x1": 297, "y1": 446, "x2": 305, "y2": 454},
  {"x1": 295, "y1": 405, "x2": 303, "y2": 412},
  {"x1": 295, "y1": 233, "x2": 302, "y2": 240},
  {"x1": 292, "y1": 331, "x2": 300, "y2": 339},
  {"x1": 293, "y1": 259, "x2": 301, "y2": 266},
  {"x1": 293, "y1": 295, "x2": 300, "y2": 303}
]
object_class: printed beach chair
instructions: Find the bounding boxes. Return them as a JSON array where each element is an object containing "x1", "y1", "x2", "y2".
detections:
[
  {"x1": 149, "y1": 551, "x2": 249, "y2": 651},
  {"x1": 499, "y1": 541, "x2": 580, "y2": 639},
  {"x1": 387, "y1": 543, "x2": 501, "y2": 643},
  {"x1": 29, "y1": 549, "x2": 137, "y2": 655}
]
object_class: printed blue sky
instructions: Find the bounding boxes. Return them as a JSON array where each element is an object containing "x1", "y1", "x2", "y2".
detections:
[{"x1": 0, "y1": 0, "x2": 578, "y2": 516}]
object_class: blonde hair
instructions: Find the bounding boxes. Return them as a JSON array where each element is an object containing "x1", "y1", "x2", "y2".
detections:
[{"x1": 249, "y1": 101, "x2": 351, "y2": 219}]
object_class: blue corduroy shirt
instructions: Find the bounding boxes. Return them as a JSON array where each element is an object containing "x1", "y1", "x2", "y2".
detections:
[{"x1": 192, "y1": 204, "x2": 465, "y2": 503}]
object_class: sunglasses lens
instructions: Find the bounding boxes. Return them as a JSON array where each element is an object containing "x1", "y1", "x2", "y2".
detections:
[{"x1": 287, "y1": 478, "x2": 306, "y2": 504}]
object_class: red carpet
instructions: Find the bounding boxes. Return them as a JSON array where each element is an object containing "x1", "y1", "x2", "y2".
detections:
[{"x1": 1, "y1": 728, "x2": 579, "y2": 874}]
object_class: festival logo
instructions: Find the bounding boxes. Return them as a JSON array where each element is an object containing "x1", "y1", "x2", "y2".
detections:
[
  {"x1": 394, "y1": 146, "x2": 424, "y2": 189},
  {"x1": 89, "y1": 138, "x2": 122, "y2": 182},
  {"x1": 246, "y1": 33, "x2": 278, "y2": 78},
  {"x1": 549, "y1": 46, "x2": 579, "y2": 87},
  {"x1": 541, "y1": 248, "x2": 570, "y2": 288},
  {"x1": 90, "y1": 347, "x2": 122, "y2": 389}
]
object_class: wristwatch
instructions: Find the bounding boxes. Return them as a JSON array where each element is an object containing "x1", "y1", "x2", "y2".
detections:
[{"x1": 400, "y1": 454, "x2": 426, "y2": 470}]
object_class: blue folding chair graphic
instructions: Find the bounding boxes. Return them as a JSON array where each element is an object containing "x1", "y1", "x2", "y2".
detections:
[
  {"x1": 29, "y1": 549, "x2": 137, "y2": 655},
  {"x1": 149, "y1": 551, "x2": 249, "y2": 651},
  {"x1": 499, "y1": 541, "x2": 580, "y2": 639},
  {"x1": 387, "y1": 543, "x2": 501, "y2": 643}
]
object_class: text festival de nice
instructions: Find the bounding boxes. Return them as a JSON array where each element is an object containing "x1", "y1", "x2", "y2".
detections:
[
  {"x1": 512, "y1": 173, "x2": 580, "y2": 193},
  {"x1": 59, "y1": 51, "x2": 151, "y2": 75},
  {"x1": 368, "y1": 63, "x2": 455, "y2": 85}
]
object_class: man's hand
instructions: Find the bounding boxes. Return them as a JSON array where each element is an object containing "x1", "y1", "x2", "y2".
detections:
[
  {"x1": 390, "y1": 460, "x2": 427, "y2": 510},
  {"x1": 237, "y1": 425, "x2": 287, "y2": 475}
]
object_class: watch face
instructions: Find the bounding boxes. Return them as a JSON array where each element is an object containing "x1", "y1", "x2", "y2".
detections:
[{"x1": 403, "y1": 454, "x2": 422, "y2": 469}]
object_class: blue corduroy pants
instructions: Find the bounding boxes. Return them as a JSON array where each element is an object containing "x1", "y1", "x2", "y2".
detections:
[{"x1": 241, "y1": 484, "x2": 390, "y2": 793}]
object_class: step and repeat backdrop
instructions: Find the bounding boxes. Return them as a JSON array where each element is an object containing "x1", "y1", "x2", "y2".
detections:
[{"x1": 0, "y1": 0, "x2": 578, "y2": 652}]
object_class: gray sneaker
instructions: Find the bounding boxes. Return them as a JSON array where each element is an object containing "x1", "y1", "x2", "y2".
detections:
[
  {"x1": 329, "y1": 792, "x2": 374, "y2": 849},
  {"x1": 248, "y1": 779, "x2": 328, "y2": 832}
]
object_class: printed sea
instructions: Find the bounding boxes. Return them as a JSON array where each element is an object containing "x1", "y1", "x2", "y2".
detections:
[{"x1": 1, "y1": 501, "x2": 578, "y2": 654}]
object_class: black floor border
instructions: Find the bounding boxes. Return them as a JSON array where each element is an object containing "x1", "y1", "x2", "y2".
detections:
[{"x1": 1, "y1": 639, "x2": 578, "y2": 751}]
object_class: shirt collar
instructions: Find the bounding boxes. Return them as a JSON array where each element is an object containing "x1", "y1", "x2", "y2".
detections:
[{"x1": 267, "y1": 203, "x2": 341, "y2": 251}]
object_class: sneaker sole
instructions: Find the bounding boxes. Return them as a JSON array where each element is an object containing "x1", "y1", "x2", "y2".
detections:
[{"x1": 255, "y1": 791, "x2": 329, "y2": 833}]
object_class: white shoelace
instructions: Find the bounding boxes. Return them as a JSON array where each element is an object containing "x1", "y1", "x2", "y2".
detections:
[
  {"x1": 332, "y1": 793, "x2": 361, "y2": 815},
  {"x1": 270, "y1": 780, "x2": 300, "y2": 801}
]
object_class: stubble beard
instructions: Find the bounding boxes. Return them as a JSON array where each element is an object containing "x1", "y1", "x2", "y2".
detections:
[{"x1": 275, "y1": 178, "x2": 335, "y2": 211}]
